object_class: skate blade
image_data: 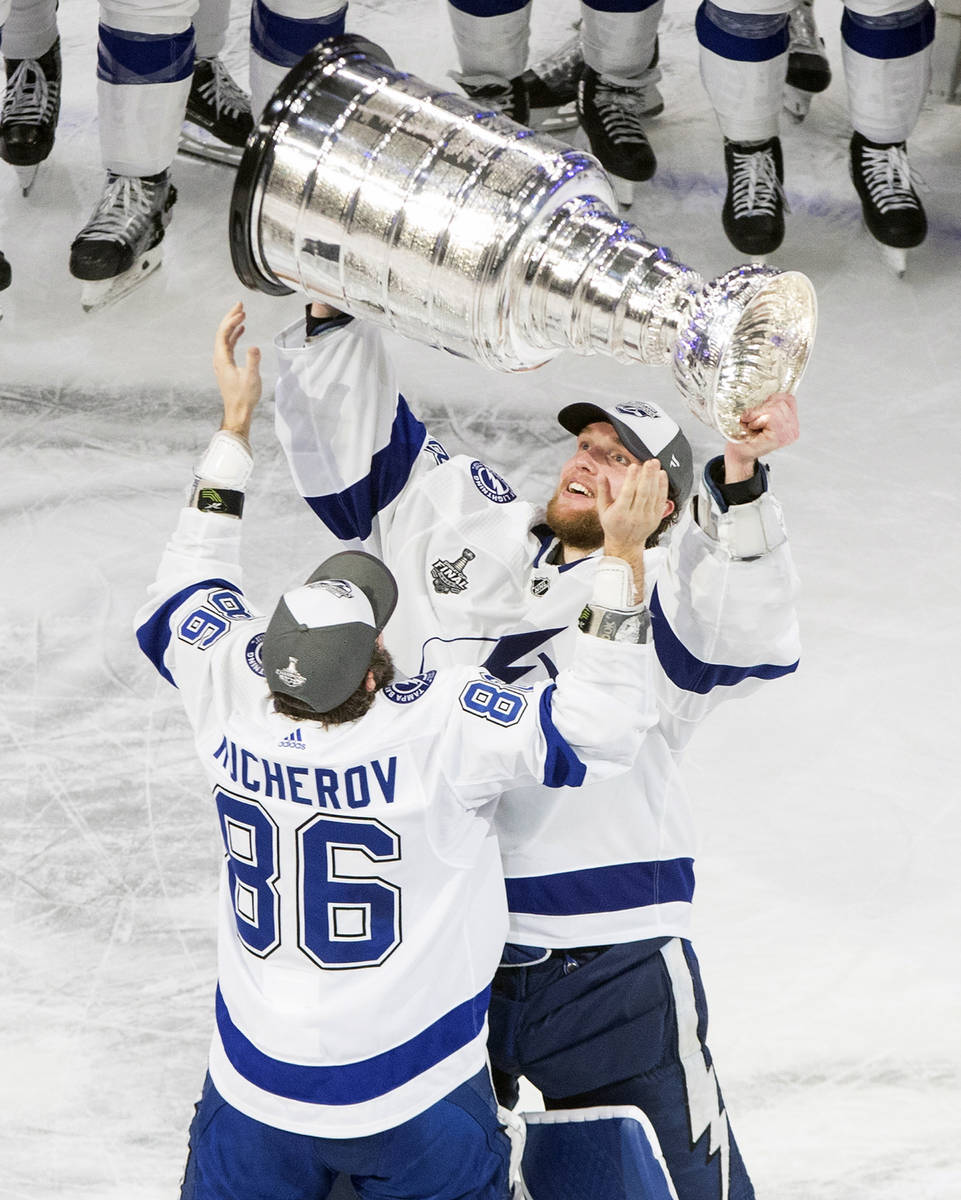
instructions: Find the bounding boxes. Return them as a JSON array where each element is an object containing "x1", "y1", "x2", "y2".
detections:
[
  {"x1": 875, "y1": 241, "x2": 908, "y2": 279},
  {"x1": 15, "y1": 164, "x2": 40, "y2": 197},
  {"x1": 611, "y1": 175, "x2": 636, "y2": 209},
  {"x1": 783, "y1": 85, "x2": 813, "y2": 122},
  {"x1": 178, "y1": 124, "x2": 243, "y2": 168},
  {"x1": 80, "y1": 247, "x2": 164, "y2": 313}
]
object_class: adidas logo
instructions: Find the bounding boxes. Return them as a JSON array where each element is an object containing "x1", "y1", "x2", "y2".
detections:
[{"x1": 279, "y1": 727, "x2": 307, "y2": 750}]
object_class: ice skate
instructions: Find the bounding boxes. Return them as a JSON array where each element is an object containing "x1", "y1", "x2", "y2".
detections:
[
  {"x1": 523, "y1": 27, "x2": 582, "y2": 131},
  {"x1": 577, "y1": 66, "x2": 657, "y2": 208},
  {"x1": 0, "y1": 38, "x2": 61, "y2": 193},
  {"x1": 783, "y1": 0, "x2": 832, "y2": 121},
  {"x1": 69, "y1": 171, "x2": 178, "y2": 311},
  {"x1": 721, "y1": 136, "x2": 787, "y2": 257},
  {"x1": 0, "y1": 249, "x2": 10, "y2": 290},
  {"x1": 849, "y1": 131, "x2": 926, "y2": 277},
  {"x1": 179, "y1": 56, "x2": 253, "y2": 168},
  {"x1": 454, "y1": 74, "x2": 530, "y2": 125}
]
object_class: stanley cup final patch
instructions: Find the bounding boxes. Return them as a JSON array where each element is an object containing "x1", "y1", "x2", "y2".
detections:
[
  {"x1": 431, "y1": 548, "x2": 475, "y2": 595},
  {"x1": 276, "y1": 657, "x2": 307, "y2": 688}
]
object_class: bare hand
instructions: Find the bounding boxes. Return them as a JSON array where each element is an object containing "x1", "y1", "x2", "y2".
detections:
[
  {"x1": 597, "y1": 460, "x2": 670, "y2": 556},
  {"x1": 724, "y1": 392, "x2": 799, "y2": 483},
  {"x1": 213, "y1": 302, "x2": 262, "y2": 440}
]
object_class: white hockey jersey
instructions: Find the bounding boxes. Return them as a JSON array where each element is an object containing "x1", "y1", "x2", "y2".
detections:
[
  {"x1": 135, "y1": 504, "x2": 655, "y2": 1137},
  {"x1": 274, "y1": 317, "x2": 801, "y2": 948}
]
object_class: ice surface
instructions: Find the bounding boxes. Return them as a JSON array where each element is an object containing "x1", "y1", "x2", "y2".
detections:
[{"x1": 1, "y1": 1, "x2": 959, "y2": 1197}]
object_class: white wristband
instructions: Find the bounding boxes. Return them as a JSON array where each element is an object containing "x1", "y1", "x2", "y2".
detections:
[
  {"x1": 194, "y1": 430, "x2": 253, "y2": 490},
  {"x1": 591, "y1": 556, "x2": 636, "y2": 608}
]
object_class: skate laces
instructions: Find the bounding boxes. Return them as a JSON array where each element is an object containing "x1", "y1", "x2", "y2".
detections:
[
  {"x1": 82, "y1": 175, "x2": 164, "y2": 243},
  {"x1": 590, "y1": 78, "x2": 650, "y2": 145},
  {"x1": 729, "y1": 145, "x2": 788, "y2": 217},
  {"x1": 196, "y1": 58, "x2": 250, "y2": 121},
  {"x1": 858, "y1": 144, "x2": 923, "y2": 212},
  {"x1": 3, "y1": 58, "x2": 58, "y2": 125}
]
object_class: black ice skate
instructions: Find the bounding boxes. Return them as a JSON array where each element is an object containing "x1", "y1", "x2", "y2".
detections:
[
  {"x1": 784, "y1": 0, "x2": 832, "y2": 122},
  {"x1": 0, "y1": 38, "x2": 61, "y2": 197},
  {"x1": 69, "y1": 171, "x2": 178, "y2": 311},
  {"x1": 850, "y1": 131, "x2": 926, "y2": 277},
  {"x1": 0, "y1": 249, "x2": 10, "y2": 291},
  {"x1": 455, "y1": 74, "x2": 530, "y2": 125},
  {"x1": 179, "y1": 57, "x2": 254, "y2": 168},
  {"x1": 577, "y1": 66, "x2": 657, "y2": 208},
  {"x1": 722, "y1": 136, "x2": 787, "y2": 258}
]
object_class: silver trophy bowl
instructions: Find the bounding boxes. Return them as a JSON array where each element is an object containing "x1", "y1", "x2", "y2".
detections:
[{"x1": 230, "y1": 36, "x2": 816, "y2": 438}]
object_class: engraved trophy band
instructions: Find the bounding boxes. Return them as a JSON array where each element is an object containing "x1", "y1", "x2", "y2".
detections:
[{"x1": 229, "y1": 36, "x2": 817, "y2": 439}]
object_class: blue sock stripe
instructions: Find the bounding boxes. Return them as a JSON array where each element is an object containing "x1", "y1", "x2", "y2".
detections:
[
  {"x1": 841, "y1": 3, "x2": 935, "y2": 60},
  {"x1": 250, "y1": 0, "x2": 347, "y2": 68},
  {"x1": 695, "y1": 3, "x2": 789, "y2": 61},
  {"x1": 302, "y1": 396, "x2": 427, "y2": 541},
  {"x1": 215, "y1": 983, "x2": 491, "y2": 1105},
  {"x1": 97, "y1": 24, "x2": 195, "y2": 85},
  {"x1": 448, "y1": 0, "x2": 528, "y2": 16},
  {"x1": 505, "y1": 858, "x2": 696, "y2": 916},
  {"x1": 582, "y1": 0, "x2": 662, "y2": 13},
  {"x1": 650, "y1": 586, "x2": 798, "y2": 694}
]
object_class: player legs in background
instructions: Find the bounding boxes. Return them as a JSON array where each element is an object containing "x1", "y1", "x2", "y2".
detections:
[
  {"x1": 696, "y1": 0, "x2": 934, "y2": 270},
  {"x1": 446, "y1": 0, "x2": 532, "y2": 121},
  {"x1": 248, "y1": 0, "x2": 346, "y2": 118},
  {"x1": 0, "y1": 0, "x2": 60, "y2": 196},
  {"x1": 783, "y1": 0, "x2": 831, "y2": 119},
  {"x1": 181, "y1": 0, "x2": 253, "y2": 162}
]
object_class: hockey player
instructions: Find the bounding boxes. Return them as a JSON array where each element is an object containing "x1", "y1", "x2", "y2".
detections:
[
  {"x1": 136, "y1": 303, "x2": 660, "y2": 1200},
  {"x1": 446, "y1": 0, "x2": 665, "y2": 205},
  {"x1": 0, "y1": 0, "x2": 59, "y2": 197},
  {"x1": 272, "y1": 299, "x2": 802, "y2": 1200},
  {"x1": 696, "y1": 0, "x2": 933, "y2": 272}
]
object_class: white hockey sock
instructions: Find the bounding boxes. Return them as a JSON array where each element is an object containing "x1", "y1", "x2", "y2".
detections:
[
  {"x1": 1, "y1": 0, "x2": 59, "y2": 60},
  {"x1": 580, "y1": 0, "x2": 663, "y2": 86},
  {"x1": 697, "y1": 2, "x2": 789, "y2": 142},
  {"x1": 447, "y1": 1, "x2": 532, "y2": 81},
  {"x1": 842, "y1": 2, "x2": 934, "y2": 141}
]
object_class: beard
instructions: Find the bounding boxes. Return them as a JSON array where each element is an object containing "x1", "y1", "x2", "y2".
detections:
[{"x1": 545, "y1": 490, "x2": 604, "y2": 553}]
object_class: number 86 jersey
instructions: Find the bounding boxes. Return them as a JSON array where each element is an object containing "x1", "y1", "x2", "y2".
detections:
[{"x1": 135, "y1": 506, "x2": 655, "y2": 1138}]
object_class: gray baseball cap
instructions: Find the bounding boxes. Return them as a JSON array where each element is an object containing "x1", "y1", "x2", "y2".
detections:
[
  {"x1": 263, "y1": 551, "x2": 398, "y2": 714},
  {"x1": 557, "y1": 399, "x2": 693, "y2": 503}
]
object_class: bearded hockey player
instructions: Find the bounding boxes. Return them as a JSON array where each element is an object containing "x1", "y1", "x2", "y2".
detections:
[
  {"x1": 271, "y1": 297, "x2": 802, "y2": 1200},
  {"x1": 135, "y1": 303, "x2": 661, "y2": 1200}
]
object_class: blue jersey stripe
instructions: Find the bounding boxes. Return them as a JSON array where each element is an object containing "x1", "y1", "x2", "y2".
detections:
[
  {"x1": 841, "y1": 4, "x2": 934, "y2": 60},
  {"x1": 506, "y1": 858, "x2": 696, "y2": 916},
  {"x1": 215, "y1": 983, "x2": 491, "y2": 1106},
  {"x1": 135, "y1": 578, "x2": 238, "y2": 686},
  {"x1": 251, "y1": 0, "x2": 347, "y2": 69},
  {"x1": 304, "y1": 395, "x2": 427, "y2": 540},
  {"x1": 97, "y1": 25, "x2": 194, "y2": 85},
  {"x1": 538, "y1": 685, "x2": 587, "y2": 789},
  {"x1": 650, "y1": 586, "x2": 798, "y2": 695},
  {"x1": 695, "y1": 4, "x2": 789, "y2": 62}
]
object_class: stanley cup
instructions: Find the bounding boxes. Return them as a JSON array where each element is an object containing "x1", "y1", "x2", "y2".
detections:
[{"x1": 229, "y1": 36, "x2": 817, "y2": 440}]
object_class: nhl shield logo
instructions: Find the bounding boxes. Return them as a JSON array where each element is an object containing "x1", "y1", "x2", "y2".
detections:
[{"x1": 431, "y1": 548, "x2": 475, "y2": 595}]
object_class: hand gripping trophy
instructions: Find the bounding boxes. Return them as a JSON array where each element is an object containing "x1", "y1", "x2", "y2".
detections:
[{"x1": 229, "y1": 36, "x2": 816, "y2": 440}]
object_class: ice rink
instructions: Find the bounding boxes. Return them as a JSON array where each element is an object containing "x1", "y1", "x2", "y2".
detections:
[{"x1": 1, "y1": 1, "x2": 959, "y2": 1197}]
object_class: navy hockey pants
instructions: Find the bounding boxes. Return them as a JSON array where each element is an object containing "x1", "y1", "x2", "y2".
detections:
[
  {"x1": 179, "y1": 1068, "x2": 510, "y2": 1200},
  {"x1": 487, "y1": 937, "x2": 755, "y2": 1200}
]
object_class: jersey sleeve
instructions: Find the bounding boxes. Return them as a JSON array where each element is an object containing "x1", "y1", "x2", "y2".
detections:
[
  {"x1": 441, "y1": 629, "x2": 657, "y2": 807},
  {"x1": 273, "y1": 317, "x2": 438, "y2": 555},
  {"x1": 134, "y1": 506, "x2": 262, "y2": 730},
  {"x1": 651, "y1": 457, "x2": 801, "y2": 751}
]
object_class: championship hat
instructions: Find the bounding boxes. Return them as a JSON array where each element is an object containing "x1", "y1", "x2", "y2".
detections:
[
  {"x1": 262, "y1": 551, "x2": 398, "y2": 714},
  {"x1": 557, "y1": 399, "x2": 694, "y2": 503}
]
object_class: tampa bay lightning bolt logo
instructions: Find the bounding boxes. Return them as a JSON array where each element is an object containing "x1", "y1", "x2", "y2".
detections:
[
  {"x1": 384, "y1": 672, "x2": 436, "y2": 704},
  {"x1": 470, "y1": 461, "x2": 516, "y2": 504},
  {"x1": 615, "y1": 401, "x2": 661, "y2": 420},
  {"x1": 424, "y1": 438, "x2": 450, "y2": 466},
  {"x1": 311, "y1": 578, "x2": 353, "y2": 599},
  {"x1": 245, "y1": 633, "x2": 265, "y2": 676}
]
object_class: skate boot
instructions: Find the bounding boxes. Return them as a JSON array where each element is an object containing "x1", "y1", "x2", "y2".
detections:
[
  {"x1": 849, "y1": 131, "x2": 926, "y2": 276},
  {"x1": 0, "y1": 250, "x2": 10, "y2": 291},
  {"x1": 456, "y1": 74, "x2": 530, "y2": 125},
  {"x1": 721, "y1": 136, "x2": 787, "y2": 258},
  {"x1": 69, "y1": 171, "x2": 178, "y2": 311},
  {"x1": 577, "y1": 66, "x2": 657, "y2": 207},
  {"x1": 784, "y1": 0, "x2": 832, "y2": 121},
  {"x1": 523, "y1": 29, "x2": 582, "y2": 131},
  {"x1": 0, "y1": 38, "x2": 61, "y2": 196},
  {"x1": 180, "y1": 56, "x2": 254, "y2": 167}
]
